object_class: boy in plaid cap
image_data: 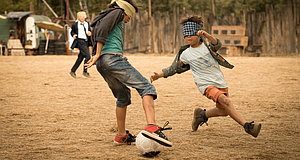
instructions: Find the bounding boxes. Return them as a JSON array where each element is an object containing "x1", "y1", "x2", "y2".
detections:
[{"x1": 150, "y1": 16, "x2": 261, "y2": 138}]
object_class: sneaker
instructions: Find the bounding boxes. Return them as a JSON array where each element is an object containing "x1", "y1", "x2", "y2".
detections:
[
  {"x1": 113, "y1": 130, "x2": 136, "y2": 145},
  {"x1": 83, "y1": 72, "x2": 90, "y2": 78},
  {"x1": 192, "y1": 108, "x2": 208, "y2": 132},
  {"x1": 70, "y1": 72, "x2": 76, "y2": 78},
  {"x1": 244, "y1": 121, "x2": 261, "y2": 138},
  {"x1": 141, "y1": 121, "x2": 172, "y2": 147}
]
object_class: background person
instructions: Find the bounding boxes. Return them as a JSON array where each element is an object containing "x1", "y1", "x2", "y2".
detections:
[{"x1": 70, "y1": 11, "x2": 92, "y2": 78}]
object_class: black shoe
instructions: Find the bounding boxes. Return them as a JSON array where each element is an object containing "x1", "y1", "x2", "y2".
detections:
[
  {"x1": 83, "y1": 72, "x2": 90, "y2": 78},
  {"x1": 113, "y1": 130, "x2": 136, "y2": 145},
  {"x1": 70, "y1": 72, "x2": 76, "y2": 78},
  {"x1": 141, "y1": 121, "x2": 173, "y2": 147},
  {"x1": 192, "y1": 108, "x2": 208, "y2": 131},
  {"x1": 244, "y1": 121, "x2": 261, "y2": 138}
]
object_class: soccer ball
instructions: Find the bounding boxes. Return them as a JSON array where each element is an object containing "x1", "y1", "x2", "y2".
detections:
[{"x1": 136, "y1": 131, "x2": 163, "y2": 157}]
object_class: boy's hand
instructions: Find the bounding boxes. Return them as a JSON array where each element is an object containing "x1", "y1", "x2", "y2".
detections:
[
  {"x1": 197, "y1": 30, "x2": 218, "y2": 45},
  {"x1": 197, "y1": 30, "x2": 210, "y2": 38},
  {"x1": 85, "y1": 54, "x2": 100, "y2": 69},
  {"x1": 150, "y1": 72, "x2": 163, "y2": 83},
  {"x1": 87, "y1": 31, "x2": 92, "y2": 36}
]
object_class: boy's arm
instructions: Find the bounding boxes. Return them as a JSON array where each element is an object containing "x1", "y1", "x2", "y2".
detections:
[
  {"x1": 90, "y1": 8, "x2": 123, "y2": 56},
  {"x1": 150, "y1": 72, "x2": 164, "y2": 83},
  {"x1": 151, "y1": 60, "x2": 188, "y2": 83},
  {"x1": 209, "y1": 38, "x2": 222, "y2": 52},
  {"x1": 85, "y1": 42, "x2": 103, "y2": 69},
  {"x1": 161, "y1": 45, "x2": 190, "y2": 78},
  {"x1": 150, "y1": 46, "x2": 190, "y2": 82},
  {"x1": 161, "y1": 58, "x2": 188, "y2": 78},
  {"x1": 94, "y1": 9, "x2": 124, "y2": 44},
  {"x1": 197, "y1": 30, "x2": 222, "y2": 52},
  {"x1": 70, "y1": 23, "x2": 77, "y2": 39}
]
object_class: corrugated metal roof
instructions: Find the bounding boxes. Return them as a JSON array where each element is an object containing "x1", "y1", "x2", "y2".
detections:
[
  {"x1": 7, "y1": 12, "x2": 32, "y2": 21},
  {"x1": 0, "y1": 15, "x2": 7, "y2": 19}
]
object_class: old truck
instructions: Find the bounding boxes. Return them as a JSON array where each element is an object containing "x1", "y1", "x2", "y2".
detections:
[{"x1": 0, "y1": 11, "x2": 66, "y2": 55}]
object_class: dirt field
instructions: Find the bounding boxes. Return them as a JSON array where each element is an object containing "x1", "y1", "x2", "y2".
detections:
[{"x1": 0, "y1": 54, "x2": 299, "y2": 160}]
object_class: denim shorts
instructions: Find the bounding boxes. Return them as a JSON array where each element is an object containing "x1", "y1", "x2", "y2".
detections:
[{"x1": 96, "y1": 54, "x2": 157, "y2": 107}]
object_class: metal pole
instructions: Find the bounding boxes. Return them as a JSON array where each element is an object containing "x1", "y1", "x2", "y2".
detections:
[
  {"x1": 45, "y1": 30, "x2": 50, "y2": 54},
  {"x1": 42, "y1": 0, "x2": 58, "y2": 18}
]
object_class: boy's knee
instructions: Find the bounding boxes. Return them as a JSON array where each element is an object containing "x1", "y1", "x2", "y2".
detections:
[
  {"x1": 223, "y1": 98, "x2": 231, "y2": 107},
  {"x1": 218, "y1": 95, "x2": 231, "y2": 107}
]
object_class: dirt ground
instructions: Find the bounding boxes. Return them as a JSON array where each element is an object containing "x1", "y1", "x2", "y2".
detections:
[{"x1": 0, "y1": 54, "x2": 299, "y2": 160}]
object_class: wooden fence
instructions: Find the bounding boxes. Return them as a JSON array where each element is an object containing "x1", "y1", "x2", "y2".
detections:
[
  {"x1": 246, "y1": 2, "x2": 299, "y2": 55},
  {"x1": 123, "y1": 2, "x2": 299, "y2": 55},
  {"x1": 124, "y1": 8, "x2": 210, "y2": 54}
]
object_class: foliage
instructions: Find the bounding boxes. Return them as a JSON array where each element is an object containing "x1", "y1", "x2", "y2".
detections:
[
  {"x1": 0, "y1": 0, "x2": 33, "y2": 13},
  {"x1": 0, "y1": 0, "x2": 296, "y2": 19}
]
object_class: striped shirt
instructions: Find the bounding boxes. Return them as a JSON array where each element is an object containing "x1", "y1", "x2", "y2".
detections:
[{"x1": 180, "y1": 43, "x2": 228, "y2": 94}]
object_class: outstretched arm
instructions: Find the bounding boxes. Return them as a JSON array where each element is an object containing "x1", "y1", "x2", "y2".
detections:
[
  {"x1": 150, "y1": 61, "x2": 185, "y2": 83},
  {"x1": 150, "y1": 72, "x2": 164, "y2": 83},
  {"x1": 150, "y1": 45, "x2": 190, "y2": 82}
]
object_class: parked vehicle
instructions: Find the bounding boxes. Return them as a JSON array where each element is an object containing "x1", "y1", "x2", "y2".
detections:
[{"x1": 0, "y1": 12, "x2": 66, "y2": 55}]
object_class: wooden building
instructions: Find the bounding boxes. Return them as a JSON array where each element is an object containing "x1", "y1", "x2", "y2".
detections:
[{"x1": 211, "y1": 25, "x2": 248, "y2": 56}]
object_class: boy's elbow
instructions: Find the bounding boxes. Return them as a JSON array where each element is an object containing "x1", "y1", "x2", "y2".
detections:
[
  {"x1": 217, "y1": 38, "x2": 222, "y2": 47},
  {"x1": 96, "y1": 37, "x2": 106, "y2": 44},
  {"x1": 211, "y1": 39, "x2": 222, "y2": 51}
]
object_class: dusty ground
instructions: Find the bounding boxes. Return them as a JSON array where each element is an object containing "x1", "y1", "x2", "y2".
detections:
[{"x1": 0, "y1": 54, "x2": 299, "y2": 160}]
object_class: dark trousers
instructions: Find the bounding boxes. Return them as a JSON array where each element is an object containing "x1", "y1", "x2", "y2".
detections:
[{"x1": 71, "y1": 39, "x2": 91, "y2": 73}]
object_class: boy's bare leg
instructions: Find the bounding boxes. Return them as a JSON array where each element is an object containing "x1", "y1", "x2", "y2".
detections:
[
  {"x1": 116, "y1": 106, "x2": 127, "y2": 136},
  {"x1": 217, "y1": 94, "x2": 246, "y2": 126},
  {"x1": 141, "y1": 95, "x2": 173, "y2": 147},
  {"x1": 142, "y1": 95, "x2": 156, "y2": 125},
  {"x1": 206, "y1": 107, "x2": 228, "y2": 117}
]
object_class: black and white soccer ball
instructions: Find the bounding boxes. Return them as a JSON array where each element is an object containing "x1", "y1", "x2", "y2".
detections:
[{"x1": 136, "y1": 131, "x2": 162, "y2": 157}]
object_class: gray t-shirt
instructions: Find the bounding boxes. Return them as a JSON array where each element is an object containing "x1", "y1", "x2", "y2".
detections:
[{"x1": 180, "y1": 43, "x2": 228, "y2": 94}]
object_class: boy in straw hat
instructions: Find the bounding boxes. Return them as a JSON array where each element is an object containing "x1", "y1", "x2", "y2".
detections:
[
  {"x1": 70, "y1": 11, "x2": 92, "y2": 78},
  {"x1": 150, "y1": 16, "x2": 261, "y2": 138},
  {"x1": 85, "y1": 0, "x2": 172, "y2": 147}
]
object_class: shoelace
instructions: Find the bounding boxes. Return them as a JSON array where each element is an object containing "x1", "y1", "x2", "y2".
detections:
[
  {"x1": 196, "y1": 109, "x2": 208, "y2": 126},
  {"x1": 248, "y1": 121, "x2": 255, "y2": 129},
  {"x1": 156, "y1": 121, "x2": 172, "y2": 140},
  {"x1": 196, "y1": 117, "x2": 208, "y2": 126},
  {"x1": 159, "y1": 121, "x2": 172, "y2": 131},
  {"x1": 126, "y1": 130, "x2": 136, "y2": 144},
  {"x1": 199, "y1": 121, "x2": 208, "y2": 126}
]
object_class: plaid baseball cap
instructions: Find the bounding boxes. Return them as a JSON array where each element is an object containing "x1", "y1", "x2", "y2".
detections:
[{"x1": 182, "y1": 21, "x2": 202, "y2": 37}]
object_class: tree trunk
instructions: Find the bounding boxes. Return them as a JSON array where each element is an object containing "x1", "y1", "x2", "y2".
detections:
[
  {"x1": 286, "y1": 0, "x2": 296, "y2": 53},
  {"x1": 148, "y1": 0, "x2": 153, "y2": 53},
  {"x1": 210, "y1": 0, "x2": 217, "y2": 26},
  {"x1": 65, "y1": 0, "x2": 70, "y2": 26},
  {"x1": 79, "y1": 0, "x2": 90, "y2": 20}
]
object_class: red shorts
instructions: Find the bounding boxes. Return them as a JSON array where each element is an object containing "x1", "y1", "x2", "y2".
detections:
[{"x1": 204, "y1": 86, "x2": 228, "y2": 108}]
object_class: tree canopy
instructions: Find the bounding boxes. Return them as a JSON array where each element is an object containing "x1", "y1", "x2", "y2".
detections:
[{"x1": 0, "y1": 0, "x2": 295, "y2": 20}]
